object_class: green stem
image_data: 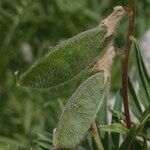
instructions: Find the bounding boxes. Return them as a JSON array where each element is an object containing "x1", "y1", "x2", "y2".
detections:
[{"x1": 90, "y1": 122, "x2": 104, "y2": 150}]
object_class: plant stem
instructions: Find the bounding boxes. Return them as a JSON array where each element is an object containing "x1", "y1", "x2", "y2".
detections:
[
  {"x1": 121, "y1": 0, "x2": 137, "y2": 129},
  {"x1": 90, "y1": 122, "x2": 104, "y2": 150},
  {"x1": 125, "y1": 0, "x2": 137, "y2": 59},
  {"x1": 121, "y1": 0, "x2": 137, "y2": 149}
]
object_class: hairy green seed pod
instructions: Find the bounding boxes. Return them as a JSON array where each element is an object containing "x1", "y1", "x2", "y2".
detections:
[
  {"x1": 18, "y1": 6, "x2": 125, "y2": 89},
  {"x1": 53, "y1": 72, "x2": 105, "y2": 149}
]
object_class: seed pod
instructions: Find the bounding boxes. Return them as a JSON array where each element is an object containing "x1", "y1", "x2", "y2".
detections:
[
  {"x1": 53, "y1": 72, "x2": 105, "y2": 148},
  {"x1": 18, "y1": 6, "x2": 125, "y2": 89}
]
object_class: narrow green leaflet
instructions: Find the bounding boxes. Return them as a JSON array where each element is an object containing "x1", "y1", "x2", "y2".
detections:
[
  {"x1": 140, "y1": 106, "x2": 150, "y2": 123},
  {"x1": 37, "y1": 132, "x2": 53, "y2": 143},
  {"x1": 53, "y1": 72, "x2": 105, "y2": 149},
  {"x1": 119, "y1": 124, "x2": 140, "y2": 150},
  {"x1": 142, "y1": 138, "x2": 148, "y2": 150},
  {"x1": 133, "y1": 39, "x2": 150, "y2": 107},
  {"x1": 119, "y1": 106, "x2": 150, "y2": 150},
  {"x1": 133, "y1": 39, "x2": 150, "y2": 86},
  {"x1": 128, "y1": 77, "x2": 143, "y2": 119},
  {"x1": 18, "y1": 6, "x2": 125, "y2": 89},
  {"x1": 31, "y1": 132, "x2": 52, "y2": 150},
  {"x1": 0, "y1": 136, "x2": 26, "y2": 149},
  {"x1": 34, "y1": 141, "x2": 51, "y2": 149},
  {"x1": 99, "y1": 123, "x2": 128, "y2": 135}
]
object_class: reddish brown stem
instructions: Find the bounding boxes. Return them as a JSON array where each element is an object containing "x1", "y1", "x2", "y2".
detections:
[
  {"x1": 121, "y1": 0, "x2": 137, "y2": 149},
  {"x1": 121, "y1": 57, "x2": 132, "y2": 129}
]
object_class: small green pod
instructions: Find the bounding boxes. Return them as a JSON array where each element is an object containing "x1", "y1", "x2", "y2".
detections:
[
  {"x1": 18, "y1": 6, "x2": 125, "y2": 89},
  {"x1": 53, "y1": 72, "x2": 105, "y2": 148}
]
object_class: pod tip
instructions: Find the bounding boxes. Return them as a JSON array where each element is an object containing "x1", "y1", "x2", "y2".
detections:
[{"x1": 14, "y1": 70, "x2": 20, "y2": 87}]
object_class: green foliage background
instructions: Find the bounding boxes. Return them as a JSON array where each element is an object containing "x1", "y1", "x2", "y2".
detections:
[{"x1": 0, "y1": 0, "x2": 150, "y2": 149}]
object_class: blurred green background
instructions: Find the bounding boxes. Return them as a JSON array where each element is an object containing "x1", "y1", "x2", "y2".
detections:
[{"x1": 0, "y1": 0, "x2": 149, "y2": 149}]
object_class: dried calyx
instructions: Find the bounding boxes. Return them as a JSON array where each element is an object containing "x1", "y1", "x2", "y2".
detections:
[
  {"x1": 100, "y1": 6, "x2": 126, "y2": 37},
  {"x1": 91, "y1": 46, "x2": 115, "y2": 82}
]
